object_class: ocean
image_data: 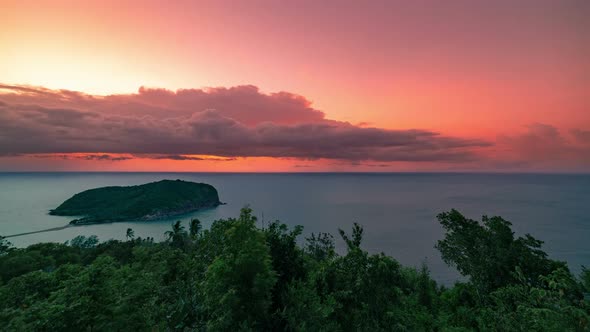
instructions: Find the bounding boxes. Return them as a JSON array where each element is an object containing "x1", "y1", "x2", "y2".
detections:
[{"x1": 0, "y1": 172, "x2": 589, "y2": 284}]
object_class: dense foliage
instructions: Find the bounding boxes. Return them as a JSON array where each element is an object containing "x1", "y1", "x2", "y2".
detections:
[
  {"x1": 1, "y1": 207, "x2": 588, "y2": 331},
  {"x1": 49, "y1": 180, "x2": 221, "y2": 224}
]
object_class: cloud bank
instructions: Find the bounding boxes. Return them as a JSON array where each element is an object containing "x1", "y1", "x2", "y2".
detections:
[{"x1": 0, "y1": 84, "x2": 489, "y2": 163}]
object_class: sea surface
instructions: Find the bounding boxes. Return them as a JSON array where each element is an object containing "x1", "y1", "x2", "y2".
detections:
[{"x1": 1, "y1": 172, "x2": 589, "y2": 284}]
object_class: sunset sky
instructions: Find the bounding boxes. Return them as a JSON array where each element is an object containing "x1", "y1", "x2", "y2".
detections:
[{"x1": 1, "y1": 0, "x2": 589, "y2": 172}]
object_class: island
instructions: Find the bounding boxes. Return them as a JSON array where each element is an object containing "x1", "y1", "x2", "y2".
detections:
[{"x1": 50, "y1": 180, "x2": 222, "y2": 225}]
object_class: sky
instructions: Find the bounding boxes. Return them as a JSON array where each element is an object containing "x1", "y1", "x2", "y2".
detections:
[{"x1": 0, "y1": 0, "x2": 589, "y2": 172}]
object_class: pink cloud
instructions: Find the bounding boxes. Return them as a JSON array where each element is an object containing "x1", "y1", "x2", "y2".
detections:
[
  {"x1": 0, "y1": 83, "x2": 489, "y2": 163},
  {"x1": 495, "y1": 123, "x2": 590, "y2": 170},
  {"x1": 0, "y1": 83, "x2": 324, "y2": 126}
]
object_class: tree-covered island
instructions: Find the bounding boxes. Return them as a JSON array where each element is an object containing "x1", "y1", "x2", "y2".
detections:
[{"x1": 49, "y1": 180, "x2": 222, "y2": 225}]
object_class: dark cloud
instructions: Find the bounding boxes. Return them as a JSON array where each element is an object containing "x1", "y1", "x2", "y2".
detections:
[
  {"x1": 82, "y1": 154, "x2": 132, "y2": 161},
  {"x1": 143, "y1": 154, "x2": 237, "y2": 161},
  {"x1": 365, "y1": 164, "x2": 392, "y2": 168},
  {"x1": 329, "y1": 161, "x2": 391, "y2": 168},
  {"x1": 27, "y1": 153, "x2": 133, "y2": 161},
  {"x1": 0, "y1": 84, "x2": 490, "y2": 163},
  {"x1": 21, "y1": 153, "x2": 235, "y2": 162},
  {"x1": 571, "y1": 129, "x2": 590, "y2": 144},
  {"x1": 293, "y1": 164, "x2": 313, "y2": 168}
]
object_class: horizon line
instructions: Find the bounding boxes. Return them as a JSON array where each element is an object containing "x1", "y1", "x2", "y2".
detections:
[{"x1": 0, "y1": 171, "x2": 589, "y2": 175}]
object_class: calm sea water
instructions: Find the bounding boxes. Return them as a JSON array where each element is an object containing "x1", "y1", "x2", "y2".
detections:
[{"x1": 0, "y1": 172, "x2": 589, "y2": 284}]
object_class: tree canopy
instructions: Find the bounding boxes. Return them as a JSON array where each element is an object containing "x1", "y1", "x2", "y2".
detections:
[{"x1": 0, "y1": 208, "x2": 588, "y2": 331}]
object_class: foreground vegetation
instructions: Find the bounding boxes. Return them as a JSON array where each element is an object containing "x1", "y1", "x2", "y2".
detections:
[{"x1": 1, "y1": 208, "x2": 589, "y2": 331}]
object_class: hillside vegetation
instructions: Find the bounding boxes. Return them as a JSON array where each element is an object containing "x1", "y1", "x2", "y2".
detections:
[{"x1": 1, "y1": 208, "x2": 589, "y2": 331}]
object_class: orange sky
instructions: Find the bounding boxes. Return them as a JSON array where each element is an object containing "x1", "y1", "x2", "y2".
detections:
[{"x1": 1, "y1": 0, "x2": 589, "y2": 172}]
